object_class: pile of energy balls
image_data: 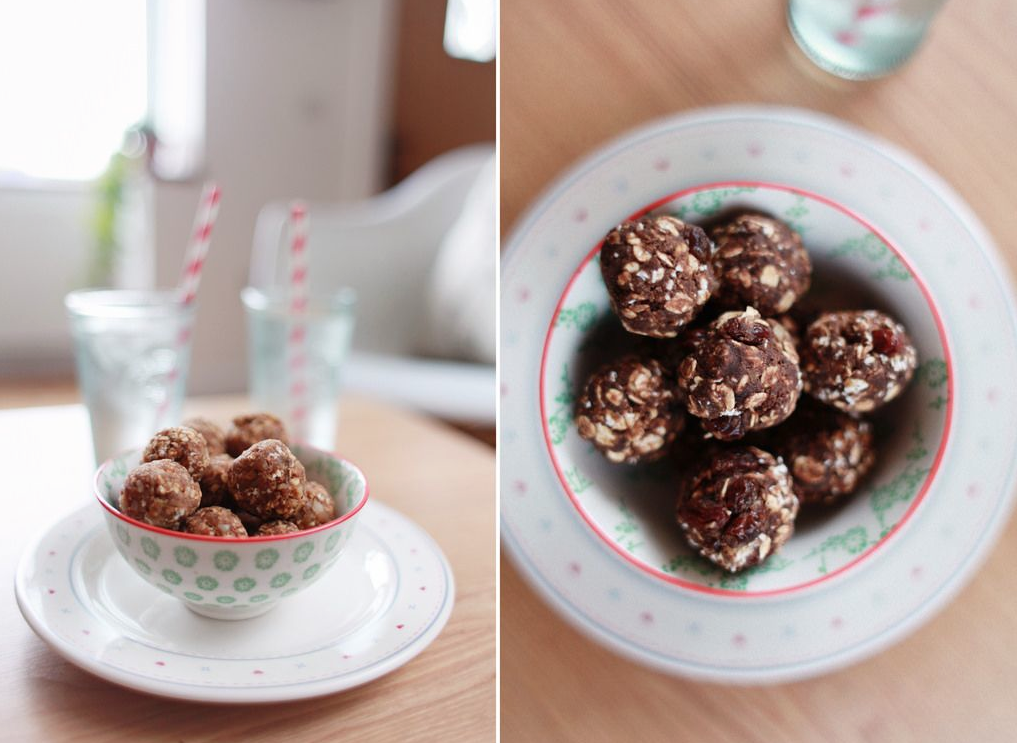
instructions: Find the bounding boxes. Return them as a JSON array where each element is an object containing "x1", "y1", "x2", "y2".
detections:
[
  {"x1": 575, "y1": 213, "x2": 918, "y2": 573},
  {"x1": 118, "y1": 413, "x2": 336, "y2": 538}
]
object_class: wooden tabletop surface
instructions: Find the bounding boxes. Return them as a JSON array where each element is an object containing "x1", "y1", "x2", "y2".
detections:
[
  {"x1": 0, "y1": 396, "x2": 494, "y2": 742},
  {"x1": 500, "y1": 1, "x2": 1017, "y2": 741}
]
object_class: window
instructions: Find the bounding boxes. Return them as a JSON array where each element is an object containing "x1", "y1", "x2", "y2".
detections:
[
  {"x1": 0, "y1": 0, "x2": 203, "y2": 184},
  {"x1": 0, "y1": 1, "x2": 148, "y2": 183}
]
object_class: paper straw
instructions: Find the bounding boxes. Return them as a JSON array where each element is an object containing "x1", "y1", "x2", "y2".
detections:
[
  {"x1": 177, "y1": 182, "x2": 221, "y2": 305},
  {"x1": 155, "y1": 182, "x2": 221, "y2": 425},
  {"x1": 287, "y1": 202, "x2": 309, "y2": 429}
]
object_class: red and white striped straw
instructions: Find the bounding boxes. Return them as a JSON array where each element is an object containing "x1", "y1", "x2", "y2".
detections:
[
  {"x1": 155, "y1": 182, "x2": 221, "y2": 425},
  {"x1": 287, "y1": 201, "x2": 309, "y2": 430},
  {"x1": 177, "y1": 182, "x2": 221, "y2": 305}
]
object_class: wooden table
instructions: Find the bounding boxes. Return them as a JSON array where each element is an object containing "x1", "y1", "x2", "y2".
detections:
[
  {"x1": 501, "y1": 1, "x2": 1017, "y2": 741},
  {"x1": 0, "y1": 396, "x2": 494, "y2": 742}
]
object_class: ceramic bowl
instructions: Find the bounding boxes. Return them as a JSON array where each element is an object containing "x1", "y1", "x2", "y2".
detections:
[
  {"x1": 94, "y1": 444, "x2": 368, "y2": 620},
  {"x1": 542, "y1": 181, "x2": 951, "y2": 595}
]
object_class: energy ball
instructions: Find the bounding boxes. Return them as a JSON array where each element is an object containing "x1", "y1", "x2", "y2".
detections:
[
  {"x1": 771, "y1": 401, "x2": 876, "y2": 505},
  {"x1": 710, "y1": 213, "x2": 811, "y2": 316},
  {"x1": 198, "y1": 453, "x2": 233, "y2": 508},
  {"x1": 772, "y1": 313, "x2": 802, "y2": 349},
  {"x1": 801, "y1": 310, "x2": 917, "y2": 412},
  {"x1": 257, "y1": 520, "x2": 300, "y2": 536},
  {"x1": 678, "y1": 307, "x2": 802, "y2": 441},
  {"x1": 226, "y1": 413, "x2": 288, "y2": 457},
  {"x1": 120, "y1": 459, "x2": 201, "y2": 530},
  {"x1": 575, "y1": 356, "x2": 684, "y2": 464},
  {"x1": 638, "y1": 321, "x2": 713, "y2": 378},
  {"x1": 228, "y1": 439, "x2": 307, "y2": 520},
  {"x1": 142, "y1": 426, "x2": 210, "y2": 480},
  {"x1": 600, "y1": 215, "x2": 716, "y2": 338},
  {"x1": 182, "y1": 417, "x2": 227, "y2": 456},
  {"x1": 236, "y1": 510, "x2": 265, "y2": 537},
  {"x1": 183, "y1": 506, "x2": 247, "y2": 538},
  {"x1": 294, "y1": 481, "x2": 337, "y2": 530},
  {"x1": 676, "y1": 446, "x2": 798, "y2": 572}
]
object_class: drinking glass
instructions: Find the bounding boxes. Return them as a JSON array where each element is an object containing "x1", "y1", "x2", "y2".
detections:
[
  {"x1": 787, "y1": 0, "x2": 948, "y2": 80},
  {"x1": 65, "y1": 289, "x2": 195, "y2": 465},
  {"x1": 241, "y1": 287, "x2": 356, "y2": 451}
]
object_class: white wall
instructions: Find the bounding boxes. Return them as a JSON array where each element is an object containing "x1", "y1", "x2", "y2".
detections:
[
  {"x1": 0, "y1": 0, "x2": 397, "y2": 392},
  {"x1": 0, "y1": 187, "x2": 89, "y2": 376}
]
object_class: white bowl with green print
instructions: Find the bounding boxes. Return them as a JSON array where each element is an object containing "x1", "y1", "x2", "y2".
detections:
[
  {"x1": 94, "y1": 445, "x2": 368, "y2": 620},
  {"x1": 542, "y1": 181, "x2": 951, "y2": 596}
]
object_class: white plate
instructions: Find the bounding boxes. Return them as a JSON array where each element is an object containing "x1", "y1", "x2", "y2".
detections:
[
  {"x1": 500, "y1": 105, "x2": 1017, "y2": 682},
  {"x1": 15, "y1": 501, "x2": 454, "y2": 702}
]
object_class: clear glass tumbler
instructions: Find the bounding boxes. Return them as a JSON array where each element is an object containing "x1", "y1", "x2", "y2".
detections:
[
  {"x1": 241, "y1": 287, "x2": 356, "y2": 451},
  {"x1": 65, "y1": 289, "x2": 195, "y2": 465},
  {"x1": 787, "y1": 0, "x2": 947, "y2": 80}
]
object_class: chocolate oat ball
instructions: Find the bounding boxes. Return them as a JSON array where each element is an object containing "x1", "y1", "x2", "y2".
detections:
[
  {"x1": 198, "y1": 453, "x2": 233, "y2": 508},
  {"x1": 183, "y1": 506, "x2": 247, "y2": 538},
  {"x1": 710, "y1": 213, "x2": 811, "y2": 316},
  {"x1": 142, "y1": 426, "x2": 210, "y2": 480},
  {"x1": 676, "y1": 446, "x2": 798, "y2": 572},
  {"x1": 677, "y1": 307, "x2": 802, "y2": 441},
  {"x1": 228, "y1": 439, "x2": 307, "y2": 520},
  {"x1": 182, "y1": 417, "x2": 227, "y2": 456},
  {"x1": 225, "y1": 413, "x2": 288, "y2": 457},
  {"x1": 600, "y1": 215, "x2": 716, "y2": 338},
  {"x1": 257, "y1": 520, "x2": 300, "y2": 536},
  {"x1": 638, "y1": 321, "x2": 713, "y2": 378},
  {"x1": 575, "y1": 356, "x2": 684, "y2": 464},
  {"x1": 772, "y1": 313, "x2": 802, "y2": 349},
  {"x1": 801, "y1": 310, "x2": 917, "y2": 412},
  {"x1": 120, "y1": 459, "x2": 202, "y2": 530},
  {"x1": 293, "y1": 481, "x2": 337, "y2": 530},
  {"x1": 235, "y1": 510, "x2": 265, "y2": 537},
  {"x1": 771, "y1": 400, "x2": 876, "y2": 505}
]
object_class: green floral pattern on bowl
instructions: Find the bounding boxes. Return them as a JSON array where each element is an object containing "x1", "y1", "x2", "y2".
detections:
[
  {"x1": 542, "y1": 184, "x2": 951, "y2": 594},
  {"x1": 94, "y1": 443, "x2": 368, "y2": 619}
]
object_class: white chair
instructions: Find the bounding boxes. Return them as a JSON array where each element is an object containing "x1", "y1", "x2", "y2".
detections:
[{"x1": 249, "y1": 144, "x2": 495, "y2": 424}]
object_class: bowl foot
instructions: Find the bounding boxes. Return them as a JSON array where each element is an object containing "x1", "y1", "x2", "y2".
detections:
[{"x1": 184, "y1": 602, "x2": 278, "y2": 621}]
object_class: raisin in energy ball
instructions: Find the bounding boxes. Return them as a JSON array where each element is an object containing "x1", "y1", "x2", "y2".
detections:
[
  {"x1": 182, "y1": 417, "x2": 227, "y2": 456},
  {"x1": 142, "y1": 426, "x2": 210, "y2": 480},
  {"x1": 226, "y1": 413, "x2": 288, "y2": 457},
  {"x1": 258, "y1": 520, "x2": 300, "y2": 536},
  {"x1": 198, "y1": 453, "x2": 233, "y2": 508},
  {"x1": 771, "y1": 401, "x2": 876, "y2": 505},
  {"x1": 678, "y1": 307, "x2": 802, "y2": 441},
  {"x1": 575, "y1": 356, "x2": 684, "y2": 464},
  {"x1": 120, "y1": 459, "x2": 201, "y2": 529},
  {"x1": 600, "y1": 215, "x2": 716, "y2": 338},
  {"x1": 183, "y1": 506, "x2": 247, "y2": 538},
  {"x1": 676, "y1": 447, "x2": 799, "y2": 572},
  {"x1": 801, "y1": 310, "x2": 917, "y2": 412},
  {"x1": 294, "y1": 481, "x2": 337, "y2": 530},
  {"x1": 710, "y1": 213, "x2": 811, "y2": 316},
  {"x1": 228, "y1": 439, "x2": 307, "y2": 520}
]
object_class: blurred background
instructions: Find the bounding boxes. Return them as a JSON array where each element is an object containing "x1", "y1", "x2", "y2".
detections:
[{"x1": 0, "y1": 0, "x2": 495, "y2": 437}]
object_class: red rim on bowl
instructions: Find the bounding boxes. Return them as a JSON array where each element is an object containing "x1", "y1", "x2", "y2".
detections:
[
  {"x1": 94, "y1": 443, "x2": 370, "y2": 543},
  {"x1": 540, "y1": 180, "x2": 954, "y2": 599}
]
